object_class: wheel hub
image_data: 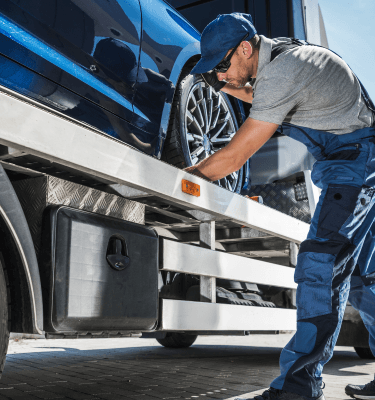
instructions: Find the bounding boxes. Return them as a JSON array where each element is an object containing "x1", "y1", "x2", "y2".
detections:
[{"x1": 203, "y1": 134, "x2": 211, "y2": 153}]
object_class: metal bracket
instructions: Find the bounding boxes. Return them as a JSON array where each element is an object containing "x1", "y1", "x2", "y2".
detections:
[
  {"x1": 289, "y1": 242, "x2": 299, "y2": 268},
  {"x1": 304, "y1": 170, "x2": 321, "y2": 217},
  {"x1": 288, "y1": 242, "x2": 299, "y2": 308},
  {"x1": 199, "y1": 221, "x2": 216, "y2": 303}
]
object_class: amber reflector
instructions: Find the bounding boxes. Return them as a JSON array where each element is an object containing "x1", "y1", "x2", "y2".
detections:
[{"x1": 182, "y1": 179, "x2": 200, "y2": 197}]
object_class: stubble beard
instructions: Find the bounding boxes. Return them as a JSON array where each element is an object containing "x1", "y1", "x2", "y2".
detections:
[
  {"x1": 237, "y1": 73, "x2": 250, "y2": 89},
  {"x1": 224, "y1": 61, "x2": 252, "y2": 88},
  {"x1": 226, "y1": 72, "x2": 249, "y2": 89},
  {"x1": 238, "y1": 63, "x2": 252, "y2": 88}
]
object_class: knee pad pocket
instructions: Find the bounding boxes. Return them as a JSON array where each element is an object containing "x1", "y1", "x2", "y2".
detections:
[
  {"x1": 291, "y1": 322, "x2": 318, "y2": 354},
  {"x1": 295, "y1": 252, "x2": 336, "y2": 320}
]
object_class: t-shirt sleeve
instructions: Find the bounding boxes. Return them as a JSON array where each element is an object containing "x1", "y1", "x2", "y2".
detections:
[{"x1": 249, "y1": 75, "x2": 302, "y2": 125}]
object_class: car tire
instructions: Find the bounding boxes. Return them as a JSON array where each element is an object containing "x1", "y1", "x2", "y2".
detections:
[
  {"x1": 162, "y1": 69, "x2": 244, "y2": 193},
  {"x1": 0, "y1": 262, "x2": 9, "y2": 378},
  {"x1": 354, "y1": 346, "x2": 375, "y2": 359},
  {"x1": 156, "y1": 332, "x2": 197, "y2": 348}
]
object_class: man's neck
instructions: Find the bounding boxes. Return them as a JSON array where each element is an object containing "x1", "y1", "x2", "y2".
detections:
[{"x1": 247, "y1": 48, "x2": 260, "y2": 81}]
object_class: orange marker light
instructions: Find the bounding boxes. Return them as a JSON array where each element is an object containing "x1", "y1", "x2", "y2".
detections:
[
  {"x1": 246, "y1": 195, "x2": 263, "y2": 204},
  {"x1": 182, "y1": 179, "x2": 200, "y2": 197}
]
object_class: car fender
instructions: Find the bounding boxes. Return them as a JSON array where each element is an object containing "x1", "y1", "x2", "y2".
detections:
[
  {"x1": 156, "y1": 41, "x2": 200, "y2": 158},
  {"x1": 0, "y1": 165, "x2": 43, "y2": 334}
]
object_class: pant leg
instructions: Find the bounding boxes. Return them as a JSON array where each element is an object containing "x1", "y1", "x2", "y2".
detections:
[
  {"x1": 349, "y1": 277, "x2": 375, "y2": 357},
  {"x1": 349, "y1": 222, "x2": 375, "y2": 357},
  {"x1": 271, "y1": 151, "x2": 375, "y2": 397}
]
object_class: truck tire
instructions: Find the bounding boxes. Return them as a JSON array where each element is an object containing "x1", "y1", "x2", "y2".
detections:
[
  {"x1": 162, "y1": 69, "x2": 244, "y2": 193},
  {"x1": 0, "y1": 262, "x2": 9, "y2": 377},
  {"x1": 354, "y1": 347, "x2": 375, "y2": 359},
  {"x1": 156, "y1": 332, "x2": 197, "y2": 348}
]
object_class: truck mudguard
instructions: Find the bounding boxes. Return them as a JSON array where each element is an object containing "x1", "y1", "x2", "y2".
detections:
[{"x1": 0, "y1": 165, "x2": 43, "y2": 334}]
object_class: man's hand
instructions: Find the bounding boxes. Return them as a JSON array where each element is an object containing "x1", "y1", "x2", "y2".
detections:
[
  {"x1": 184, "y1": 166, "x2": 195, "y2": 173},
  {"x1": 201, "y1": 71, "x2": 226, "y2": 92},
  {"x1": 184, "y1": 166, "x2": 212, "y2": 181},
  {"x1": 183, "y1": 118, "x2": 279, "y2": 182}
]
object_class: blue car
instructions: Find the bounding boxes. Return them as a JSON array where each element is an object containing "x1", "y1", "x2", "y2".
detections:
[{"x1": 0, "y1": 0, "x2": 247, "y2": 193}]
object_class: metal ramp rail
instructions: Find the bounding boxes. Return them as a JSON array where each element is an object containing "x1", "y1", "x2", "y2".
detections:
[{"x1": 0, "y1": 85, "x2": 309, "y2": 333}]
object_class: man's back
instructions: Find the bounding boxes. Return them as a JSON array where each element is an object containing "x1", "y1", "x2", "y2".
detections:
[{"x1": 250, "y1": 36, "x2": 374, "y2": 134}]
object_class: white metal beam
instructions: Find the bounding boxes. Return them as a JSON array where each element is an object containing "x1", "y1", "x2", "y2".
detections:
[
  {"x1": 160, "y1": 299, "x2": 297, "y2": 331},
  {"x1": 199, "y1": 221, "x2": 216, "y2": 303},
  {"x1": 304, "y1": 170, "x2": 321, "y2": 218},
  {"x1": 161, "y1": 239, "x2": 297, "y2": 289},
  {"x1": 0, "y1": 87, "x2": 309, "y2": 243}
]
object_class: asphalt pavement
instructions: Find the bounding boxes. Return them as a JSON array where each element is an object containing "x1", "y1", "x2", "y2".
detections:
[{"x1": 0, "y1": 334, "x2": 373, "y2": 400}]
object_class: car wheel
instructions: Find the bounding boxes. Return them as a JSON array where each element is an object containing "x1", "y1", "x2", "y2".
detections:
[
  {"x1": 354, "y1": 346, "x2": 375, "y2": 359},
  {"x1": 156, "y1": 332, "x2": 197, "y2": 348},
  {"x1": 162, "y1": 70, "x2": 244, "y2": 193}
]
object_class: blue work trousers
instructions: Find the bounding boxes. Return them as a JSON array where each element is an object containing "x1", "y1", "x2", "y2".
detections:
[{"x1": 270, "y1": 124, "x2": 375, "y2": 398}]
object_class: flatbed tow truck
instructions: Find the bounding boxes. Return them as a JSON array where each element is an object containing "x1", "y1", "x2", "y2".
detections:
[
  {"x1": 0, "y1": 0, "x2": 371, "y2": 377},
  {"x1": 0, "y1": 83, "x2": 301, "y2": 343},
  {"x1": 0, "y1": 79, "x2": 370, "y2": 375}
]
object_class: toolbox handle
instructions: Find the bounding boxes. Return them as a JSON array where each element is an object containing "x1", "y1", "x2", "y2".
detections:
[{"x1": 106, "y1": 235, "x2": 130, "y2": 271}]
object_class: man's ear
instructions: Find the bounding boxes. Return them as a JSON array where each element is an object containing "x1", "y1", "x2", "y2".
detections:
[{"x1": 242, "y1": 41, "x2": 253, "y2": 59}]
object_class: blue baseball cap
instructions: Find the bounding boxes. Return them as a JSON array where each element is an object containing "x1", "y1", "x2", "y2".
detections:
[{"x1": 191, "y1": 13, "x2": 257, "y2": 75}]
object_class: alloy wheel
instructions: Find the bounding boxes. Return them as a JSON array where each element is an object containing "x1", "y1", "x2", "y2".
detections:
[{"x1": 184, "y1": 82, "x2": 240, "y2": 192}]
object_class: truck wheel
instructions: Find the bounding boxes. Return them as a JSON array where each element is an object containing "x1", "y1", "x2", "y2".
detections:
[
  {"x1": 162, "y1": 69, "x2": 244, "y2": 193},
  {"x1": 156, "y1": 332, "x2": 197, "y2": 348},
  {"x1": 0, "y1": 263, "x2": 9, "y2": 377},
  {"x1": 354, "y1": 347, "x2": 375, "y2": 359}
]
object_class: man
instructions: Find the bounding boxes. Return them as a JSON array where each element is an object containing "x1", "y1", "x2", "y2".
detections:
[{"x1": 187, "y1": 12, "x2": 375, "y2": 400}]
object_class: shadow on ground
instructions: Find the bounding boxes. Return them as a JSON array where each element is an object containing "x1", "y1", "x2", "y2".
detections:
[{"x1": 1, "y1": 343, "x2": 372, "y2": 400}]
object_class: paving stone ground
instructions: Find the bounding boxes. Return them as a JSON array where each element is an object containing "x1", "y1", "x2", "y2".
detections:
[{"x1": 0, "y1": 334, "x2": 373, "y2": 400}]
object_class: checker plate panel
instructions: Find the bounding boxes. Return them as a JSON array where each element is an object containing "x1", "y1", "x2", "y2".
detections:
[
  {"x1": 250, "y1": 182, "x2": 311, "y2": 224},
  {"x1": 13, "y1": 176, "x2": 145, "y2": 256}
]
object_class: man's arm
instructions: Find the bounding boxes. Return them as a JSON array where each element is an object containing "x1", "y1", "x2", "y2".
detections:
[
  {"x1": 185, "y1": 118, "x2": 278, "y2": 181},
  {"x1": 221, "y1": 84, "x2": 253, "y2": 103}
]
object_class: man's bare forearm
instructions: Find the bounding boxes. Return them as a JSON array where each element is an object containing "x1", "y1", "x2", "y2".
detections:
[
  {"x1": 185, "y1": 147, "x2": 238, "y2": 182},
  {"x1": 185, "y1": 118, "x2": 278, "y2": 181},
  {"x1": 221, "y1": 84, "x2": 253, "y2": 103}
]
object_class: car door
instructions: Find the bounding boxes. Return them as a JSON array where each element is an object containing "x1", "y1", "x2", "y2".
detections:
[{"x1": 0, "y1": 0, "x2": 142, "y2": 122}]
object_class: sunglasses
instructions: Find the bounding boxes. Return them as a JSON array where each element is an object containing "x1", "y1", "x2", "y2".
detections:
[{"x1": 212, "y1": 33, "x2": 250, "y2": 73}]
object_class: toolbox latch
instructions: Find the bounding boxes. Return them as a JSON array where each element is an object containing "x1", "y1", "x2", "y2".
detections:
[{"x1": 106, "y1": 235, "x2": 130, "y2": 271}]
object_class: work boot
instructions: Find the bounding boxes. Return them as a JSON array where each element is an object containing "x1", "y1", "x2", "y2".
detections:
[
  {"x1": 238, "y1": 387, "x2": 325, "y2": 400},
  {"x1": 345, "y1": 377, "x2": 375, "y2": 399}
]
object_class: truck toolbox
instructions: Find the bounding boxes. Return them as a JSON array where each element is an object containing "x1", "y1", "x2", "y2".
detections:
[
  {"x1": 12, "y1": 175, "x2": 146, "y2": 257},
  {"x1": 40, "y1": 206, "x2": 159, "y2": 334}
]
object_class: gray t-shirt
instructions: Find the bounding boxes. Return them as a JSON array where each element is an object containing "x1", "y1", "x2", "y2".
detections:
[{"x1": 249, "y1": 36, "x2": 373, "y2": 135}]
